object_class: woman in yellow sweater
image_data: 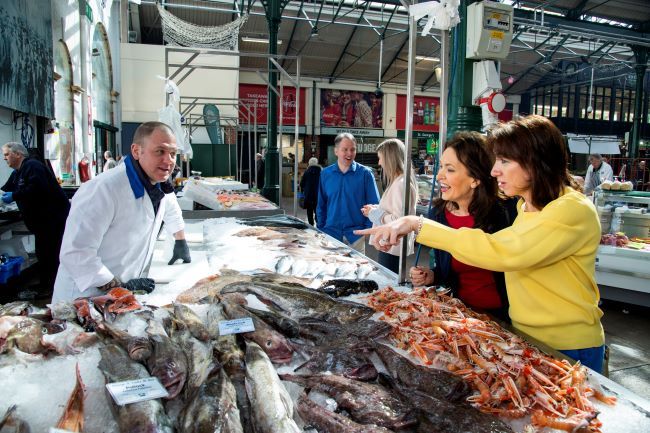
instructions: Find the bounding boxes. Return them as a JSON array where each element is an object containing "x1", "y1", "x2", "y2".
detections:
[{"x1": 356, "y1": 115, "x2": 606, "y2": 373}]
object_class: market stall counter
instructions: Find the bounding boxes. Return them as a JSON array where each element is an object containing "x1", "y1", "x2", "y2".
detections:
[{"x1": 0, "y1": 215, "x2": 649, "y2": 432}]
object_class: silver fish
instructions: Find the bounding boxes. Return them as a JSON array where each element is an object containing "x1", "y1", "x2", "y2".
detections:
[
  {"x1": 245, "y1": 342, "x2": 300, "y2": 433},
  {"x1": 173, "y1": 330, "x2": 214, "y2": 400},
  {"x1": 275, "y1": 255, "x2": 293, "y2": 274}
]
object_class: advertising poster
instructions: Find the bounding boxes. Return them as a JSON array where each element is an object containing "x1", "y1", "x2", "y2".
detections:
[
  {"x1": 396, "y1": 95, "x2": 440, "y2": 132},
  {"x1": 239, "y1": 84, "x2": 306, "y2": 125},
  {"x1": 321, "y1": 89, "x2": 383, "y2": 129}
]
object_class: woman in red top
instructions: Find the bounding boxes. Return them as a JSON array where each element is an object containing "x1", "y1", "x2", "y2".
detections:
[{"x1": 409, "y1": 132, "x2": 516, "y2": 322}]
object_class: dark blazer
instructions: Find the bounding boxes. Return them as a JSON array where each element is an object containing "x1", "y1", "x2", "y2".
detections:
[
  {"x1": 300, "y1": 165, "x2": 322, "y2": 207},
  {"x1": 427, "y1": 198, "x2": 518, "y2": 322},
  {"x1": 2, "y1": 158, "x2": 70, "y2": 234}
]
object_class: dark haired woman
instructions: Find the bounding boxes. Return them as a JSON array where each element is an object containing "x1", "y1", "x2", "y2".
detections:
[
  {"x1": 356, "y1": 115, "x2": 606, "y2": 373},
  {"x1": 409, "y1": 132, "x2": 515, "y2": 322}
]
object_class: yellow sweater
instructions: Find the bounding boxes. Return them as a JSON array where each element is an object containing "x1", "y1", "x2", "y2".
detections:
[{"x1": 417, "y1": 187, "x2": 604, "y2": 350}]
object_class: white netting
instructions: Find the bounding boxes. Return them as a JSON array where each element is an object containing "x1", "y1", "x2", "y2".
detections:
[{"x1": 157, "y1": 3, "x2": 248, "y2": 50}]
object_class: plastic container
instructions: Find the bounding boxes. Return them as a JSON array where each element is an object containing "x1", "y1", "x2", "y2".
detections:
[
  {"x1": 610, "y1": 207, "x2": 626, "y2": 233},
  {"x1": 0, "y1": 256, "x2": 24, "y2": 284}
]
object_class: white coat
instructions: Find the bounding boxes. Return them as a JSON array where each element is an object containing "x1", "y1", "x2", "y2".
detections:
[{"x1": 52, "y1": 158, "x2": 184, "y2": 303}]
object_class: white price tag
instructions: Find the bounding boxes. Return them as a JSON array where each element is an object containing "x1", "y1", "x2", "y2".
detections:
[
  {"x1": 50, "y1": 429, "x2": 75, "y2": 433},
  {"x1": 219, "y1": 317, "x2": 255, "y2": 335},
  {"x1": 105, "y1": 377, "x2": 169, "y2": 406}
]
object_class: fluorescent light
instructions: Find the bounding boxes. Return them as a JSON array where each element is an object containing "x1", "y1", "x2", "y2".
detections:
[
  {"x1": 416, "y1": 56, "x2": 440, "y2": 62},
  {"x1": 242, "y1": 37, "x2": 282, "y2": 45}
]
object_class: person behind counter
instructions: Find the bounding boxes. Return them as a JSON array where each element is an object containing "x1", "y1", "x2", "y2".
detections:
[
  {"x1": 409, "y1": 132, "x2": 515, "y2": 322},
  {"x1": 2, "y1": 142, "x2": 70, "y2": 296},
  {"x1": 356, "y1": 115, "x2": 606, "y2": 373},
  {"x1": 317, "y1": 132, "x2": 380, "y2": 254},
  {"x1": 52, "y1": 121, "x2": 191, "y2": 303},
  {"x1": 361, "y1": 138, "x2": 417, "y2": 274}
]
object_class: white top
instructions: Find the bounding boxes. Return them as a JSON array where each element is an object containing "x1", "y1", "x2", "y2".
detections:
[
  {"x1": 584, "y1": 160, "x2": 614, "y2": 195},
  {"x1": 370, "y1": 174, "x2": 418, "y2": 256},
  {"x1": 52, "y1": 162, "x2": 184, "y2": 303}
]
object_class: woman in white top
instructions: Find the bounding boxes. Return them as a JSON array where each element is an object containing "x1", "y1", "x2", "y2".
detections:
[{"x1": 361, "y1": 138, "x2": 418, "y2": 273}]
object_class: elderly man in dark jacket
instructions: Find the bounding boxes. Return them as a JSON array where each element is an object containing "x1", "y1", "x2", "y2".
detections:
[{"x1": 2, "y1": 142, "x2": 70, "y2": 294}]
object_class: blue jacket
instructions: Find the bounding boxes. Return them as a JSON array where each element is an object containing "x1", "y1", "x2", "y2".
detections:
[{"x1": 316, "y1": 161, "x2": 380, "y2": 243}]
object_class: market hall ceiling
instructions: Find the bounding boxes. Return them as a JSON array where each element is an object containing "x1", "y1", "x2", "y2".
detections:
[{"x1": 133, "y1": 1, "x2": 650, "y2": 94}]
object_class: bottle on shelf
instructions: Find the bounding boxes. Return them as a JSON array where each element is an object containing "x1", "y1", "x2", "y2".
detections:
[
  {"x1": 417, "y1": 102, "x2": 424, "y2": 125},
  {"x1": 424, "y1": 102, "x2": 430, "y2": 125}
]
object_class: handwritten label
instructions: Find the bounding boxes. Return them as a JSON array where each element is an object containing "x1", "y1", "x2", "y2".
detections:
[
  {"x1": 219, "y1": 318, "x2": 255, "y2": 335},
  {"x1": 106, "y1": 377, "x2": 168, "y2": 406}
]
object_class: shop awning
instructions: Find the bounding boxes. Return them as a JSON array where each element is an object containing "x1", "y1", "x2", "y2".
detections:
[{"x1": 567, "y1": 134, "x2": 621, "y2": 155}]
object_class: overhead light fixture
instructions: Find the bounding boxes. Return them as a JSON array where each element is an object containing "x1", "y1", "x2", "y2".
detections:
[
  {"x1": 242, "y1": 37, "x2": 282, "y2": 45},
  {"x1": 416, "y1": 55, "x2": 440, "y2": 62}
]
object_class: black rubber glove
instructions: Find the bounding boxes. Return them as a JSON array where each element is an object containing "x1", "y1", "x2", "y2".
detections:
[
  {"x1": 124, "y1": 278, "x2": 156, "y2": 294},
  {"x1": 168, "y1": 239, "x2": 191, "y2": 265}
]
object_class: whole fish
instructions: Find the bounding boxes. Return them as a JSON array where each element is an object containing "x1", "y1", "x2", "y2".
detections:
[
  {"x1": 221, "y1": 281, "x2": 375, "y2": 324},
  {"x1": 374, "y1": 344, "x2": 470, "y2": 402},
  {"x1": 98, "y1": 344, "x2": 173, "y2": 433},
  {"x1": 0, "y1": 301, "x2": 32, "y2": 317},
  {"x1": 173, "y1": 330, "x2": 214, "y2": 400},
  {"x1": 55, "y1": 364, "x2": 85, "y2": 432},
  {"x1": 241, "y1": 305, "x2": 300, "y2": 338},
  {"x1": 298, "y1": 318, "x2": 392, "y2": 345},
  {"x1": 274, "y1": 255, "x2": 293, "y2": 274},
  {"x1": 204, "y1": 303, "x2": 252, "y2": 432},
  {"x1": 279, "y1": 373, "x2": 417, "y2": 430},
  {"x1": 96, "y1": 321, "x2": 152, "y2": 361},
  {"x1": 245, "y1": 342, "x2": 301, "y2": 433},
  {"x1": 173, "y1": 303, "x2": 211, "y2": 342},
  {"x1": 296, "y1": 394, "x2": 395, "y2": 433},
  {"x1": 379, "y1": 373, "x2": 513, "y2": 433},
  {"x1": 238, "y1": 216, "x2": 309, "y2": 229},
  {"x1": 5, "y1": 318, "x2": 54, "y2": 354},
  {"x1": 318, "y1": 279, "x2": 379, "y2": 298},
  {"x1": 146, "y1": 321, "x2": 189, "y2": 399},
  {"x1": 292, "y1": 340, "x2": 378, "y2": 381},
  {"x1": 178, "y1": 369, "x2": 243, "y2": 433},
  {"x1": 176, "y1": 270, "x2": 254, "y2": 304},
  {"x1": 221, "y1": 298, "x2": 294, "y2": 364},
  {"x1": 43, "y1": 321, "x2": 98, "y2": 355}
]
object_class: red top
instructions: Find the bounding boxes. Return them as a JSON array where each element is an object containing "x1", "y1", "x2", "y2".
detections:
[{"x1": 444, "y1": 209, "x2": 502, "y2": 310}]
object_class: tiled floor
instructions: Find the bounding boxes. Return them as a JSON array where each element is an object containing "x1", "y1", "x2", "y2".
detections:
[{"x1": 280, "y1": 197, "x2": 650, "y2": 401}]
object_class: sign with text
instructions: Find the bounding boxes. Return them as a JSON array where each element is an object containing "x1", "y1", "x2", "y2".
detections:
[
  {"x1": 321, "y1": 127, "x2": 385, "y2": 137},
  {"x1": 219, "y1": 318, "x2": 255, "y2": 335},
  {"x1": 239, "y1": 84, "x2": 305, "y2": 126},
  {"x1": 396, "y1": 95, "x2": 440, "y2": 132},
  {"x1": 321, "y1": 89, "x2": 383, "y2": 128},
  {"x1": 106, "y1": 377, "x2": 168, "y2": 405}
]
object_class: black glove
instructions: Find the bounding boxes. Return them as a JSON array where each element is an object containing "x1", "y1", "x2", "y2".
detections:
[
  {"x1": 124, "y1": 278, "x2": 156, "y2": 294},
  {"x1": 168, "y1": 239, "x2": 191, "y2": 265}
]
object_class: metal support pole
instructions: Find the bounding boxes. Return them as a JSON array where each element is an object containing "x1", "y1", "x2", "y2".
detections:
[
  {"x1": 278, "y1": 77, "x2": 284, "y2": 201},
  {"x1": 247, "y1": 104, "x2": 252, "y2": 187},
  {"x1": 398, "y1": 13, "x2": 417, "y2": 284},
  {"x1": 254, "y1": 100, "x2": 259, "y2": 188},
  {"x1": 439, "y1": 30, "x2": 449, "y2": 155},
  {"x1": 293, "y1": 58, "x2": 301, "y2": 217}
]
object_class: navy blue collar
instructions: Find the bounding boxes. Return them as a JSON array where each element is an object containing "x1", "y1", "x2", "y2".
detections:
[{"x1": 124, "y1": 156, "x2": 146, "y2": 199}]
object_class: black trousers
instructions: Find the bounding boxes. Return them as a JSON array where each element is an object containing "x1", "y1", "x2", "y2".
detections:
[
  {"x1": 378, "y1": 251, "x2": 400, "y2": 274},
  {"x1": 33, "y1": 223, "x2": 65, "y2": 291},
  {"x1": 306, "y1": 205, "x2": 317, "y2": 226}
]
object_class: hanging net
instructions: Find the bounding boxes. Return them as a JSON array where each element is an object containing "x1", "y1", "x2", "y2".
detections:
[{"x1": 157, "y1": 3, "x2": 248, "y2": 50}]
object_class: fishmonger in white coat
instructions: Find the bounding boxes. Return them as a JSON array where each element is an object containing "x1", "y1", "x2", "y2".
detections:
[{"x1": 52, "y1": 122, "x2": 191, "y2": 303}]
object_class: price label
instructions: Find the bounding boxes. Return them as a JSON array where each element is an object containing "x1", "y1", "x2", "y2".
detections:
[
  {"x1": 106, "y1": 377, "x2": 169, "y2": 406},
  {"x1": 219, "y1": 318, "x2": 255, "y2": 335},
  {"x1": 50, "y1": 429, "x2": 75, "y2": 433}
]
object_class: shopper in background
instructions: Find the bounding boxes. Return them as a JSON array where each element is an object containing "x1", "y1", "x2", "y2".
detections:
[
  {"x1": 103, "y1": 150, "x2": 117, "y2": 172},
  {"x1": 361, "y1": 139, "x2": 417, "y2": 273},
  {"x1": 409, "y1": 132, "x2": 515, "y2": 322},
  {"x1": 633, "y1": 160, "x2": 649, "y2": 191},
  {"x1": 255, "y1": 152, "x2": 265, "y2": 190},
  {"x1": 1, "y1": 142, "x2": 70, "y2": 296},
  {"x1": 300, "y1": 157, "x2": 322, "y2": 226},
  {"x1": 584, "y1": 153, "x2": 613, "y2": 195},
  {"x1": 317, "y1": 132, "x2": 380, "y2": 254},
  {"x1": 52, "y1": 121, "x2": 191, "y2": 303},
  {"x1": 357, "y1": 115, "x2": 606, "y2": 373}
]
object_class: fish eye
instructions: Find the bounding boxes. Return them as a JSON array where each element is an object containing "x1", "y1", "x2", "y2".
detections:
[
  {"x1": 266, "y1": 340, "x2": 273, "y2": 347},
  {"x1": 350, "y1": 307, "x2": 357, "y2": 314},
  {"x1": 41, "y1": 327, "x2": 48, "y2": 334}
]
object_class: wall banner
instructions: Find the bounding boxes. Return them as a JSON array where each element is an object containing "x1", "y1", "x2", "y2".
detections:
[
  {"x1": 239, "y1": 84, "x2": 305, "y2": 126},
  {"x1": 321, "y1": 127, "x2": 385, "y2": 138}
]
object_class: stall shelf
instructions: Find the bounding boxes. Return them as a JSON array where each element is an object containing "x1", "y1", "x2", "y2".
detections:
[{"x1": 593, "y1": 191, "x2": 650, "y2": 307}]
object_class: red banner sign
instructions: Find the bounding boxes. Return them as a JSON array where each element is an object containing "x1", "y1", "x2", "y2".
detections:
[
  {"x1": 239, "y1": 84, "x2": 305, "y2": 126},
  {"x1": 396, "y1": 95, "x2": 440, "y2": 132}
]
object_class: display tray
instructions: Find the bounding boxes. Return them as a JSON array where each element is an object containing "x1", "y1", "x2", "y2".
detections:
[{"x1": 598, "y1": 189, "x2": 650, "y2": 197}]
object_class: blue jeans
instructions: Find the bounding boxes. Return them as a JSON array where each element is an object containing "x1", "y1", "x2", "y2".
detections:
[{"x1": 559, "y1": 345, "x2": 606, "y2": 373}]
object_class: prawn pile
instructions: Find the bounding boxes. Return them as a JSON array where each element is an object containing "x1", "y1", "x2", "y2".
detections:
[{"x1": 366, "y1": 287, "x2": 616, "y2": 433}]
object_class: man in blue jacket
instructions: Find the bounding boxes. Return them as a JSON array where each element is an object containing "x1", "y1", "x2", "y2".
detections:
[
  {"x1": 316, "y1": 133, "x2": 380, "y2": 254},
  {"x1": 2, "y1": 142, "x2": 70, "y2": 294}
]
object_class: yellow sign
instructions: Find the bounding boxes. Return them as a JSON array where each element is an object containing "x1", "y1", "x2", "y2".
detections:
[{"x1": 491, "y1": 31, "x2": 504, "y2": 40}]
